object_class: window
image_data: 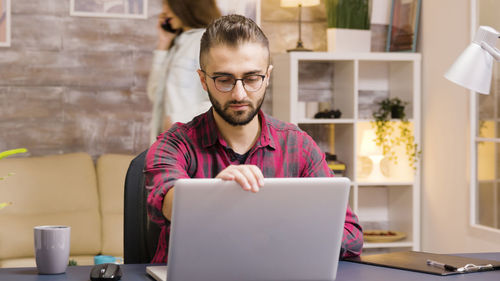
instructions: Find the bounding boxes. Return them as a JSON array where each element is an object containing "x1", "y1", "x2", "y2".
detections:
[{"x1": 471, "y1": 0, "x2": 500, "y2": 231}]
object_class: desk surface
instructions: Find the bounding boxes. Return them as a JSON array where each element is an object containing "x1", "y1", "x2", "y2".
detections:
[{"x1": 1, "y1": 253, "x2": 499, "y2": 281}]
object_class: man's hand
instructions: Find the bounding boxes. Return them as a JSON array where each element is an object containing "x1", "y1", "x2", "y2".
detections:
[
  {"x1": 215, "y1": 164, "x2": 264, "y2": 192},
  {"x1": 162, "y1": 165, "x2": 264, "y2": 220}
]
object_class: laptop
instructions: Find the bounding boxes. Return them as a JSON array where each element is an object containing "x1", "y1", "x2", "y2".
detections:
[{"x1": 146, "y1": 177, "x2": 350, "y2": 281}]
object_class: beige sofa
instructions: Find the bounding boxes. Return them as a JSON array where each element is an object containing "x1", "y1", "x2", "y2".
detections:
[{"x1": 0, "y1": 152, "x2": 135, "y2": 268}]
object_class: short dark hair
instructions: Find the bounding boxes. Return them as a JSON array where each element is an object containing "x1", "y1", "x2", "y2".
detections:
[
  {"x1": 199, "y1": 14, "x2": 270, "y2": 69},
  {"x1": 166, "y1": 0, "x2": 221, "y2": 29}
]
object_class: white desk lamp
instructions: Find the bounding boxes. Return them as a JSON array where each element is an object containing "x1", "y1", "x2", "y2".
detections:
[
  {"x1": 360, "y1": 129, "x2": 388, "y2": 181},
  {"x1": 445, "y1": 26, "x2": 500, "y2": 94},
  {"x1": 280, "y1": 0, "x2": 320, "y2": 52}
]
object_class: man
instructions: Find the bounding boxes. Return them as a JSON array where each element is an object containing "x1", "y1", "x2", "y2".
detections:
[{"x1": 145, "y1": 14, "x2": 363, "y2": 264}]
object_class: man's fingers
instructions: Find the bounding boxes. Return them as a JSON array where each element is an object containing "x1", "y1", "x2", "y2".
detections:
[
  {"x1": 215, "y1": 165, "x2": 263, "y2": 192},
  {"x1": 236, "y1": 167, "x2": 260, "y2": 192},
  {"x1": 231, "y1": 171, "x2": 252, "y2": 191},
  {"x1": 216, "y1": 172, "x2": 235, "y2": 181},
  {"x1": 248, "y1": 165, "x2": 265, "y2": 187}
]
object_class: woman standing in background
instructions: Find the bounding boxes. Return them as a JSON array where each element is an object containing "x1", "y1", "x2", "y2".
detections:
[{"x1": 147, "y1": 0, "x2": 221, "y2": 143}]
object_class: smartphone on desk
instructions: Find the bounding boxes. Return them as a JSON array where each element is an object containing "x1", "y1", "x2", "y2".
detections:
[{"x1": 161, "y1": 18, "x2": 179, "y2": 33}]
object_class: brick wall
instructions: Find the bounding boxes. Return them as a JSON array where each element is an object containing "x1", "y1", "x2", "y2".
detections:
[
  {"x1": 0, "y1": 0, "x2": 387, "y2": 159},
  {"x1": 0, "y1": 0, "x2": 159, "y2": 158}
]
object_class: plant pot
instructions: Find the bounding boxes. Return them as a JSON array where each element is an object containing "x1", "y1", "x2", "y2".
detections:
[
  {"x1": 327, "y1": 28, "x2": 371, "y2": 52},
  {"x1": 390, "y1": 106, "x2": 405, "y2": 119}
]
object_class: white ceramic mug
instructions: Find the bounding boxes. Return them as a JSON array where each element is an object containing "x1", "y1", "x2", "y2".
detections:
[{"x1": 34, "y1": 225, "x2": 71, "y2": 274}]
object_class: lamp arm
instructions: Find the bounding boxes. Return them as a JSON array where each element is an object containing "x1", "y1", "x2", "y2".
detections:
[{"x1": 480, "y1": 41, "x2": 500, "y2": 61}]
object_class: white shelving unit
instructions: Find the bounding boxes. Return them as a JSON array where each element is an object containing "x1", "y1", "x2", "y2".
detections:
[{"x1": 272, "y1": 52, "x2": 421, "y2": 252}]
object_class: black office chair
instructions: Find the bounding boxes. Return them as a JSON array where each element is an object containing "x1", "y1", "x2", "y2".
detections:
[{"x1": 123, "y1": 149, "x2": 161, "y2": 264}]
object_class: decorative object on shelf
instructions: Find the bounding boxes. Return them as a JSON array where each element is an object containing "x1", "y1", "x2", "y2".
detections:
[
  {"x1": 359, "y1": 129, "x2": 388, "y2": 181},
  {"x1": 0, "y1": 0, "x2": 11, "y2": 47},
  {"x1": 0, "y1": 148, "x2": 28, "y2": 210},
  {"x1": 325, "y1": 153, "x2": 346, "y2": 176},
  {"x1": 363, "y1": 230, "x2": 406, "y2": 242},
  {"x1": 445, "y1": 26, "x2": 500, "y2": 95},
  {"x1": 372, "y1": 97, "x2": 419, "y2": 169},
  {"x1": 70, "y1": 0, "x2": 148, "y2": 19},
  {"x1": 326, "y1": 0, "x2": 371, "y2": 52},
  {"x1": 314, "y1": 109, "x2": 342, "y2": 119},
  {"x1": 281, "y1": 0, "x2": 320, "y2": 52},
  {"x1": 386, "y1": 0, "x2": 421, "y2": 52}
]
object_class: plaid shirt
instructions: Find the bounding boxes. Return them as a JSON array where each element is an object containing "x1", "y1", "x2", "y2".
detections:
[{"x1": 145, "y1": 109, "x2": 363, "y2": 263}]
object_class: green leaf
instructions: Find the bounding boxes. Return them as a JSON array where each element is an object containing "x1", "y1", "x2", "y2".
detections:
[
  {"x1": 326, "y1": 0, "x2": 371, "y2": 29},
  {"x1": 0, "y1": 148, "x2": 28, "y2": 160}
]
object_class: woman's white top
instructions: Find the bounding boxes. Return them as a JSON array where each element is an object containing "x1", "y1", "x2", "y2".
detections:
[{"x1": 147, "y1": 28, "x2": 211, "y2": 143}]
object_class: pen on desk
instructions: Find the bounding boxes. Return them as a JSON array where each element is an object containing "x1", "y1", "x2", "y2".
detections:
[
  {"x1": 426, "y1": 259, "x2": 458, "y2": 271},
  {"x1": 457, "y1": 263, "x2": 494, "y2": 273}
]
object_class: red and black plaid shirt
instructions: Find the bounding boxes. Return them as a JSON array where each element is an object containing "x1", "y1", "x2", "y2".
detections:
[{"x1": 145, "y1": 109, "x2": 363, "y2": 263}]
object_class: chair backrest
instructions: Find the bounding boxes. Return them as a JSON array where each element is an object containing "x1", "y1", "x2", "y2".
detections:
[{"x1": 123, "y1": 149, "x2": 160, "y2": 264}]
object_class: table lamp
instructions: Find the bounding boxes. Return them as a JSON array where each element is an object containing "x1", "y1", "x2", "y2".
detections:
[
  {"x1": 280, "y1": 0, "x2": 320, "y2": 52},
  {"x1": 445, "y1": 26, "x2": 500, "y2": 94},
  {"x1": 359, "y1": 129, "x2": 387, "y2": 181}
]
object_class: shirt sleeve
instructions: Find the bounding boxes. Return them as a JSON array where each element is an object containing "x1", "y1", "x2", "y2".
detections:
[
  {"x1": 144, "y1": 127, "x2": 191, "y2": 225},
  {"x1": 340, "y1": 206, "x2": 364, "y2": 258},
  {"x1": 299, "y1": 132, "x2": 364, "y2": 258},
  {"x1": 147, "y1": 50, "x2": 169, "y2": 102}
]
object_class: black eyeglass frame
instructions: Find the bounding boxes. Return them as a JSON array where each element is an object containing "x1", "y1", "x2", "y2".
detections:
[{"x1": 200, "y1": 69, "x2": 267, "y2": 93}]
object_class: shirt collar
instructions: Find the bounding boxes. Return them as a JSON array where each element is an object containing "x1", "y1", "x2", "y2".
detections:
[{"x1": 201, "y1": 109, "x2": 277, "y2": 150}]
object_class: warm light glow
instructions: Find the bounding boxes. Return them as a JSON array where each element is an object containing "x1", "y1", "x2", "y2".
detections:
[
  {"x1": 280, "y1": 0, "x2": 320, "y2": 7},
  {"x1": 359, "y1": 129, "x2": 383, "y2": 156},
  {"x1": 359, "y1": 129, "x2": 387, "y2": 181}
]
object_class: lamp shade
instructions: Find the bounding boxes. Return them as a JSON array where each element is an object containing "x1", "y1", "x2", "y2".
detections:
[
  {"x1": 359, "y1": 129, "x2": 383, "y2": 156},
  {"x1": 280, "y1": 0, "x2": 320, "y2": 7},
  {"x1": 445, "y1": 26, "x2": 500, "y2": 94}
]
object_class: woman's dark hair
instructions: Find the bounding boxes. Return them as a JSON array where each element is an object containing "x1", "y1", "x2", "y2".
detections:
[
  {"x1": 199, "y1": 14, "x2": 270, "y2": 69},
  {"x1": 166, "y1": 0, "x2": 221, "y2": 29}
]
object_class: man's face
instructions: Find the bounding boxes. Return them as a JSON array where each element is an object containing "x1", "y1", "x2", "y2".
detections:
[{"x1": 198, "y1": 42, "x2": 272, "y2": 126}]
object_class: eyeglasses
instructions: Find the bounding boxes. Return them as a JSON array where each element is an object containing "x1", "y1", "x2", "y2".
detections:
[{"x1": 201, "y1": 70, "x2": 266, "y2": 92}]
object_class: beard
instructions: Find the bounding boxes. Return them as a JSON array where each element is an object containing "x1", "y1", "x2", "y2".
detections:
[{"x1": 207, "y1": 88, "x2": 265, "y2": 126}]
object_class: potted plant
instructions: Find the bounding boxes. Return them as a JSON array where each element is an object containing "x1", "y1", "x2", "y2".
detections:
[
  {"x1": 371, "y1": 98, "x2": 419, "y2": 170},
  {"x1": 326, "y1": 0, "x2": 371, "y2": 52},
  {"x1": 0, "y1": 148, "x2": 28, "y2": 210}
]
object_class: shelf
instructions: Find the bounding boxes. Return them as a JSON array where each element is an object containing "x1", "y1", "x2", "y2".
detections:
[
  {"x1": 285, "y1": 51, "x2": 421, "y2": 62},
  {"x1": 364, "y1": 241, "x2": 414, "y2": 249},
  {"x1": 357, "y1": 118, "x2": 415, "y2": 123},
  {"x1": 476, "y1": 137, "x2": 500, "y2": 143},
  {"x1": 272, "y1": 52, "x2": 421, "y2": 253},
  {"x1": 298, "y1": 118, "x2": 355, "y2": 124},
  {"x1": 357, "y1": 181, "x2": 414, "y2": 186}
]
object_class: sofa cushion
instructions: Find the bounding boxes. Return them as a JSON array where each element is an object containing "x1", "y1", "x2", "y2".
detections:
[
  {"x1": 96, "y1": 154, "x2": 134, "y2": 257},
  {"x1": 0, "y1": 153, "x2": 102, "y2": 260},
  {"x1": 0, "y1": 255, "x2": 96, "y2": 268}
]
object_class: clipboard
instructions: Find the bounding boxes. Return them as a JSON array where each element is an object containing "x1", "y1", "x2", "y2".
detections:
[{"x1": 344, "y1": 251, "x2": 500, "y2": 275}]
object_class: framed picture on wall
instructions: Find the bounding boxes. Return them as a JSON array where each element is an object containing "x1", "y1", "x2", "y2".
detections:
[
  {"x1": 216, "y1": 0, "x2": 261, "y2": 25},
  {"x1": 0, "y1": 0, "x2": 10, "y2": 47},
  {"x1": 70, "y1": 0, "x2": 148, "y2": 19},
  {"x1": 386, "y1": 0, "x2": 421, "y2": 52}
]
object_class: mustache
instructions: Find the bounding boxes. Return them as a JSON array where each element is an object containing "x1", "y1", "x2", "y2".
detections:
[
  {"x1": 224, "y1": 100, "x2": 253, "y2": 110},
  {"x1": 227, "y1": 100, "x2": 251, "y2": 105}
]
